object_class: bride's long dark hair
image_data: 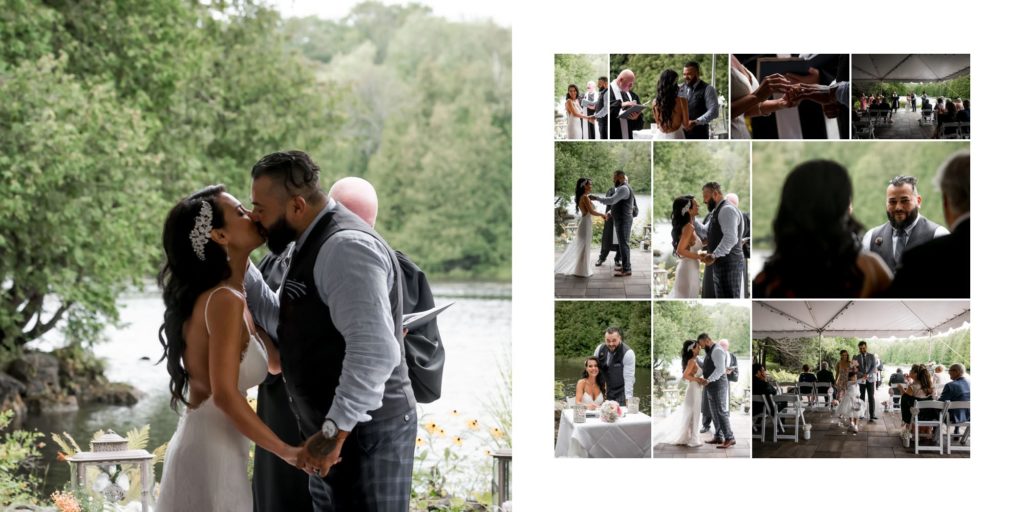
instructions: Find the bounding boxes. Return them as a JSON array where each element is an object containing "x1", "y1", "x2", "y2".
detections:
[
  {"x1": 670, "y1": 195, "x2": 695, "y2": 251},
  {"x1": 573, "y1": 177, "x2": 591, "y2": 213},
  {"x1": 580, "y1": 356, "x2": 607, "y2": 395},
  {"x1": 681, "y1": 339, "x2": 698, "y2": 372},
  {"x1": 655, "y1": 69, "x2": 680, "y2": 131},
  {"x1": 157, "y1": 185, "x2": 231, "y2": 410}
]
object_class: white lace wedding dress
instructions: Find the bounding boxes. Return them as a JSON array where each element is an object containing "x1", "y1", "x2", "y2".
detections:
[
  {"x1": 581, "y1": 391, "x2": 604, "y2": 407},
  {"x1": 565, "y1": 99, "x2": 584, "y2": 139},
  {"x1": 652, "y1": 365, "x2": 705, "y2": 447},
  {"x1": 157, "y1": 287, "x2": 269, "y2": 511},
  {"x1": 668, "y1": 235, "x2": 701, "y2": 298},
  {"x1": 555, "y1": 212, "x2": 593, "y2": 277}
]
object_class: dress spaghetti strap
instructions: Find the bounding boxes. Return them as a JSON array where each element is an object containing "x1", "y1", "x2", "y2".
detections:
[{"x1": 203, "y1": 286, "x2": 252, "y2": 337}]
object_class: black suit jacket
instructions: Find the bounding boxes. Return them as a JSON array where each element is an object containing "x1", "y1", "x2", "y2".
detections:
[
  {"x1": 609, "y1": 88, "x2": 643, "y2": 139},
  {"x1": 886, "y1": 218, "x2": 969, "y2": 298}
]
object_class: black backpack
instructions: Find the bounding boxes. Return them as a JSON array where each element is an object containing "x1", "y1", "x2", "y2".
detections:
[
  {"x1": 727, "y1": 353, "x2": 739, "y2": 382},
  {"x1": 397, "y1": 252, "x2": 445, "y2": 403}
]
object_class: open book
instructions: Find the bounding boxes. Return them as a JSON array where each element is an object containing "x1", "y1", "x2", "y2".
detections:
[
  {"x1": 402, "y1": 302, "x2": 454, "y2": 330},
  {"x1": 617, "y1": 104, "x2": 646, "y2": 118}
]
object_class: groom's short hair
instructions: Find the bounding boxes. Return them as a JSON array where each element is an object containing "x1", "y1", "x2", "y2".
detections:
[
  {"x1": 697, "y1": 333, "x2": 711, "y2": 342},
  {"x1": 684, "y1": 61, "x2": 700, "y2": 71},
  {"x1": 605, "y1": 326, "x2": 622, "y2": 338},
  {"x1": 598, "y1": 76, "x2": 608, "y2": 83},
  {"x1": 702, "y1": 182, "x2": 721, "y2": 193},
  {"x1": 889, "y1": 175, "x2": 918, "y2": 193},
  {"x1": 251, "y1": 150, "x2": 323, "y2": 201},
  {"x1": 613, "y1": 170, "x2": 626, "y2": 178}
]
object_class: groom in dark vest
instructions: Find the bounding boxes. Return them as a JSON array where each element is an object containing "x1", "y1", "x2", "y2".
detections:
[
  {"x1": 862, "y1": 175, "x2": 948, "y2": 274},
  {"x1": 679, "y1": 61, "x2": 720, "y2": 140},
  {"x1": 593, "y1": 327, "x2": 635, "y2": 404},
  {"x1": 244, "y1": 151, "x2": 416, "y2": 511},
  {"x1": 698, "y1": 333, "x2": 735, "y2": 448},
  {"x1": 700, "y1": 182, "x2": 745, "y2": 298},
  {"x1": 591, "y1": 170, "x2": 635, "y2": 276}
]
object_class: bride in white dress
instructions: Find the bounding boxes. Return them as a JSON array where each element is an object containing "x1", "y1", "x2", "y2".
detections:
[
  {"x1": 564, "y1": 84, "x2": 592, "y2": 140},
  {"x1": 555, "y1": 178, "x2": 607, "y2": 277},
  {"x1": 574, "y1": 357, "x2": 606, "y2": 410},
  {"x1": 156, "y1": 186, "x2": 299, "y2": 511},
  {"x1": 668, "y1": 195, "x2": 702, "y2": 298},
  {"x1": 652, "y1": 340, "x2": 705, "y2": 447}
]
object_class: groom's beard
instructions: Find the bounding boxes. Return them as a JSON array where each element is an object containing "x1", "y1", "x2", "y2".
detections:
[
  {"x1": 706, "y1": 199, "x2": 717, "y2": 212},
  {"x1": 887, "y1": 206, "x2": 919, "y2": 230},
  {"x1": 264, "y1": 216, "x2": 298, "y2": 255}
]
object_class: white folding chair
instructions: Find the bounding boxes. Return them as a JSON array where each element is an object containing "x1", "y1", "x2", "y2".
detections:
[
  {"x1": 772, "y1": 394, "x2": 802, "y2": 443},
  {"x1": 958, "y1": 121, "x2": 970, "y2": 139},
  {"x1": 939, "y1": 122, "x2": 961, "y2": 139},
  {"x1": 814, "y1": 382, "x2": 833, "y2": 412},
  {"x1": 919, "y1": 109, "x2": 934, "y2": 125},
  {"x1": 944, "y1": 401, "x2": 970, "y2": 454},
  {"x1": 796, "y1": 382, "x2": 816, "y2": 410},
  {"x1": 888, "y1": 384, "x2": 903, "y2": 413},
  {"x1": 751, "y1": 395, "x2": 774, "y2": 443},
  {"x1": 912, "y1": 400, "x2": 948, "y2": 454}
]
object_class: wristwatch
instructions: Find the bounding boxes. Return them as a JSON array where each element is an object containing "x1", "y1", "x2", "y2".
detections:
[{"x1": 321, "y1": 419, "x2": 339, "y2": 440}]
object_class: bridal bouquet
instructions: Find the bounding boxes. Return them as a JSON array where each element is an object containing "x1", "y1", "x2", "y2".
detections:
[{"x1": 599, "y1": 401, "x2": 622, "y2": 423}]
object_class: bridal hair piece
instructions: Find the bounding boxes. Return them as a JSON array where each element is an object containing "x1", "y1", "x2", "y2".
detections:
[
  {"x1": 678, "y1": 198, "x2": 691, "y2": 215},
  {"x1": 189, "y1": 200, "x2": 214, "y2": 261}
]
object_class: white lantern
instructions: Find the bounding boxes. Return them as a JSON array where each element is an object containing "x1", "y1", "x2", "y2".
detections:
[{"x1": 68, "y1": 430, "x2": 154, "y2": 511}]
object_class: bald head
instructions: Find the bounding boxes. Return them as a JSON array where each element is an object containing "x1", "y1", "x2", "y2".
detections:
[
  {"x1": 616, "y1": 69, "x2": 635, "y2": 91},
  {"x1": 329, "y1": 177, "x2": 378, "y2": 227},
  {"x1": 719, "y1": 339, "x2": 730, "y2": 351},
  {"x1": 725, "y1": 193, "x2": 739, "y2": 207}
]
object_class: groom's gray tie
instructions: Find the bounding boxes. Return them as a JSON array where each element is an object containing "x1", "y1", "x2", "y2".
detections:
[{"x1": 894, "y1": 228, "x2": 908, "y2": 264}]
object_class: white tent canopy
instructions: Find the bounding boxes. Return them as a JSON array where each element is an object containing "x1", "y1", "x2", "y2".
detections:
[
  {"x1": 753, "y1": 301, "x2": 970, "y2": 340},
  {"x1": 853, "y1": 54, "x2": 970, "y2": 83}
]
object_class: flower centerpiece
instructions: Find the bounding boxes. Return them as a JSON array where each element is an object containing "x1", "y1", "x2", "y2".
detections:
[{"x1": 599, "y1": 401, "x2": 622, "y2": 423}]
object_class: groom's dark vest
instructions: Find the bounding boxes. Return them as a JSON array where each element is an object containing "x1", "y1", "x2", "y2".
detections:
[
  {"x1": 611, "y1": 184, "x2": 635, "y2": 223},
  {"x1": 597, "y1": 342, "x2": 631, "y2": 403},
  {"x1": 708, "y1": 202, "x2": 744, "y2": 262},
  {"x1": 867, "y1": 217, "x2": 941, "y2": 272},
  {"x1": 278, "y1": 205, "x2": 415, "y2": 437},
  {"x1": 686, "y1": 80, "x2": 711, "y2": 139},
  {"x1": 702, "y1": 344, "x2": 719, "y2": 385}
]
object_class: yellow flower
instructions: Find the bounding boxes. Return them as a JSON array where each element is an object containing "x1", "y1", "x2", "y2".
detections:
[
  {"x1": 437, "y1": 427, "x2": 447, "y2": 437},
  {"x1": 51, "y1": 491, "x2": 81, "y2": 512},
  {"x1": 466, "y1": 419, "x2": 480, "y2": 430},
  {"x1": 416, "y1": 437, "x2": 425, "y2": 447},
  {"x1": 483, "y1": 449, "x2": 493, "y2": 457},
  {"x1": 490, "y1": 427, "x2": 505, "y2": 439},
  {"x1": 449, "y1": 409, "x2": 460, "y2": 416},
  {"x1": 424, "y1": 422, "x2": 439, "y2": 435},
  {"x1": 452, "y1": 436, "x2": 464, "y2": 447}
]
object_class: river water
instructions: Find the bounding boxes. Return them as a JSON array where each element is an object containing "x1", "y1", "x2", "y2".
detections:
[{"x1": 26, "y1": 282, "x2": 511, "y2": 496}]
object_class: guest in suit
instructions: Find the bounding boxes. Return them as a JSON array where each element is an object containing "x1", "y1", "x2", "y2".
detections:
[
  {"x1": 754, "y1": 160, "x2": 891, "y2": 298},
  {"x1": 887, "y1": 151, "x2": 970, "y2": 297},
  {"x1": 938, "y1": 363, "x2": 970, "y2": 423},
  {"x1": 609, "y1": 70, "x2": 643, "y2": 139},
  {"x1": 862, "y1": 176, "x2": 949, "y2": 273},
  {"x1": 816, "y1": 362, "x2": 836, "y2": 402},
  {"x1": 751, "y1": 363, "x2": 783, "y2": 431},
  {"x1": 855, "y1": 341, "x2": 879, "y2": 421},
  {"x1": 933, "y1": 99, "x2": 959, "y2": 138}
]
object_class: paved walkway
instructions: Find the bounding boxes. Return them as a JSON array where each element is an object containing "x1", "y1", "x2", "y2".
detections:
[
  {"x1": 752, "y1": 400, "x2": 969, "y2": 458},
  {"x1": 857, "y1": 108, "x2": 945, "y2": 139},
  {"x1": 654, "y1": 410, "x2": 751, "y2": 458},
  {"x1": 555, "y1": 246, "x2": 651, "y2": 298}
]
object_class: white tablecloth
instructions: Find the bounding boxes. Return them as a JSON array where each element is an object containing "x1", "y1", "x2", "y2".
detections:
[{"x1": 555, "y1": 409, "x2": 652, "y2": 458}]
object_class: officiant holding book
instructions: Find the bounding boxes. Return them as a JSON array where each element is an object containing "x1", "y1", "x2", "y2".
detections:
[{"x1": 610, "y1": 69, "x2": 644, "y2": 139}]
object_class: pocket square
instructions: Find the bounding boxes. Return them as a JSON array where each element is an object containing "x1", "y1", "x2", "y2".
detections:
[{"x1": 282, "y1": 279, "x2": 308, "y2": 301}]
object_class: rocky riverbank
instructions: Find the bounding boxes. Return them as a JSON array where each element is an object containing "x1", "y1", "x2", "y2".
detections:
[{"x1": 0, "y1": 349, "x2": 142, "y2": 428}]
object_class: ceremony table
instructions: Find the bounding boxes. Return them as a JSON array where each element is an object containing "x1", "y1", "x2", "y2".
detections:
[{"x1": 555, "y1": 408, "x2": 652, "y2": 458}]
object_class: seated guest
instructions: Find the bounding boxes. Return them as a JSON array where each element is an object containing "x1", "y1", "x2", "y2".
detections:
[
  {"x1": 938, "y1": 363, "x2": 970, "y2": 423},
  {"x1": 888, "y1": 368, "x2": 906, "y2": 385},
  {"x1": 902, "y1": 365, "x2": 938, "y2": 438},
  {"x1": 752, "y1": 363, "x2": 783, "y2": 426},
  {"x1": 933, "y1": 99, "x2": 959, "y2": 138},
  {"x1": 797, "y1": 364, "x2": 816, "y2": 403},
  {"x1": 754, "y1": 160, "x2": 892, "y2": 298},
  {"x1": 816, "y1": 362, "x2": 835, "y2": 400}
]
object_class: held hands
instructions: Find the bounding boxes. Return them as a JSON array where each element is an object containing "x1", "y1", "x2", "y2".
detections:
[
  {"x1": 684, "y1": 120, "x2": 696, "y2": 131},
  {"x1": 755, "y1": 73, "x2": 794, "y2": 101},
  {"x1": 297, "y1": 431, "x2": 345, "y2": 477}
]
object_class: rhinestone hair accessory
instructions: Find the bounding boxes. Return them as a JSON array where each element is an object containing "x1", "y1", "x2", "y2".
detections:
[{"x1": 189, "y1": 200, "x2": 214, "y2": 261}]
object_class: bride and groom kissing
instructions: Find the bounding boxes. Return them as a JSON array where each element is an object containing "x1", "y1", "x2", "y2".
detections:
[
  {"x1": 654, "y1": 333, "x2": 737, "y2": 449},
  {"x1": 156, "y1": 151, "x2": 424, "y2": 511},
  {"x1": 554, "y1": 170, "x2": 637, "y2": 278},
  {"x1": 668, "y1": 182, "x2": 746, "y2": 298}
]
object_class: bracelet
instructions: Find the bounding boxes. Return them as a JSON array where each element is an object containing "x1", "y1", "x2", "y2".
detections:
[{"x1": 757, "y1": 102, "x2": 764, "y2": 116}]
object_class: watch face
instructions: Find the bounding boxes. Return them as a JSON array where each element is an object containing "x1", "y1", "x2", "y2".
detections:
[{"x1": 323, "y1": 421, "x2": 337, "y2": 438}]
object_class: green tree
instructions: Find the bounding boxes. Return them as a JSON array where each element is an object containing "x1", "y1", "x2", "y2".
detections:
[
  {"x1": 610, "y1": 54, "x2": 729, "y2": 132},
  {"x1": 554, "y1": 301, "x2": 651, "y2": 366},
  {"x1": 554, "y1": 54, "x2": 608, "y2": 105},
  {"x1": 555, "y1": 141, "x2": 650, "y2": 205},
  {"x1": 653, "y1": 142, "x2": 750, "y2": 221},
  {"x1": 653, "y1": 302, "x2": 749, "y2": 370}
]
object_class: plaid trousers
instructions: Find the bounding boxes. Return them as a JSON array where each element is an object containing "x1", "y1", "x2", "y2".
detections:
[
  {"x1": 712, "y1": 254, "x2": 745, "y2": 298},
  {"x1": 707, "y1": 378, "x2": 734, "y2": 441},
  {"x1": 308, "y1": 410, "x2": 417, "y2": 512}
]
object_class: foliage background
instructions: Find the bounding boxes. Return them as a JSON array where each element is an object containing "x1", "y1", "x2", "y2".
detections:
[
  {"x1": 653, "y1": 142, "x2": 750, "y2": 220},
  {"x1": 554, "y1": 301, "x2": 651, "y2": 367},
  {"x1": 554, "y1": 54, "x2": 608, "y2": 105}
]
